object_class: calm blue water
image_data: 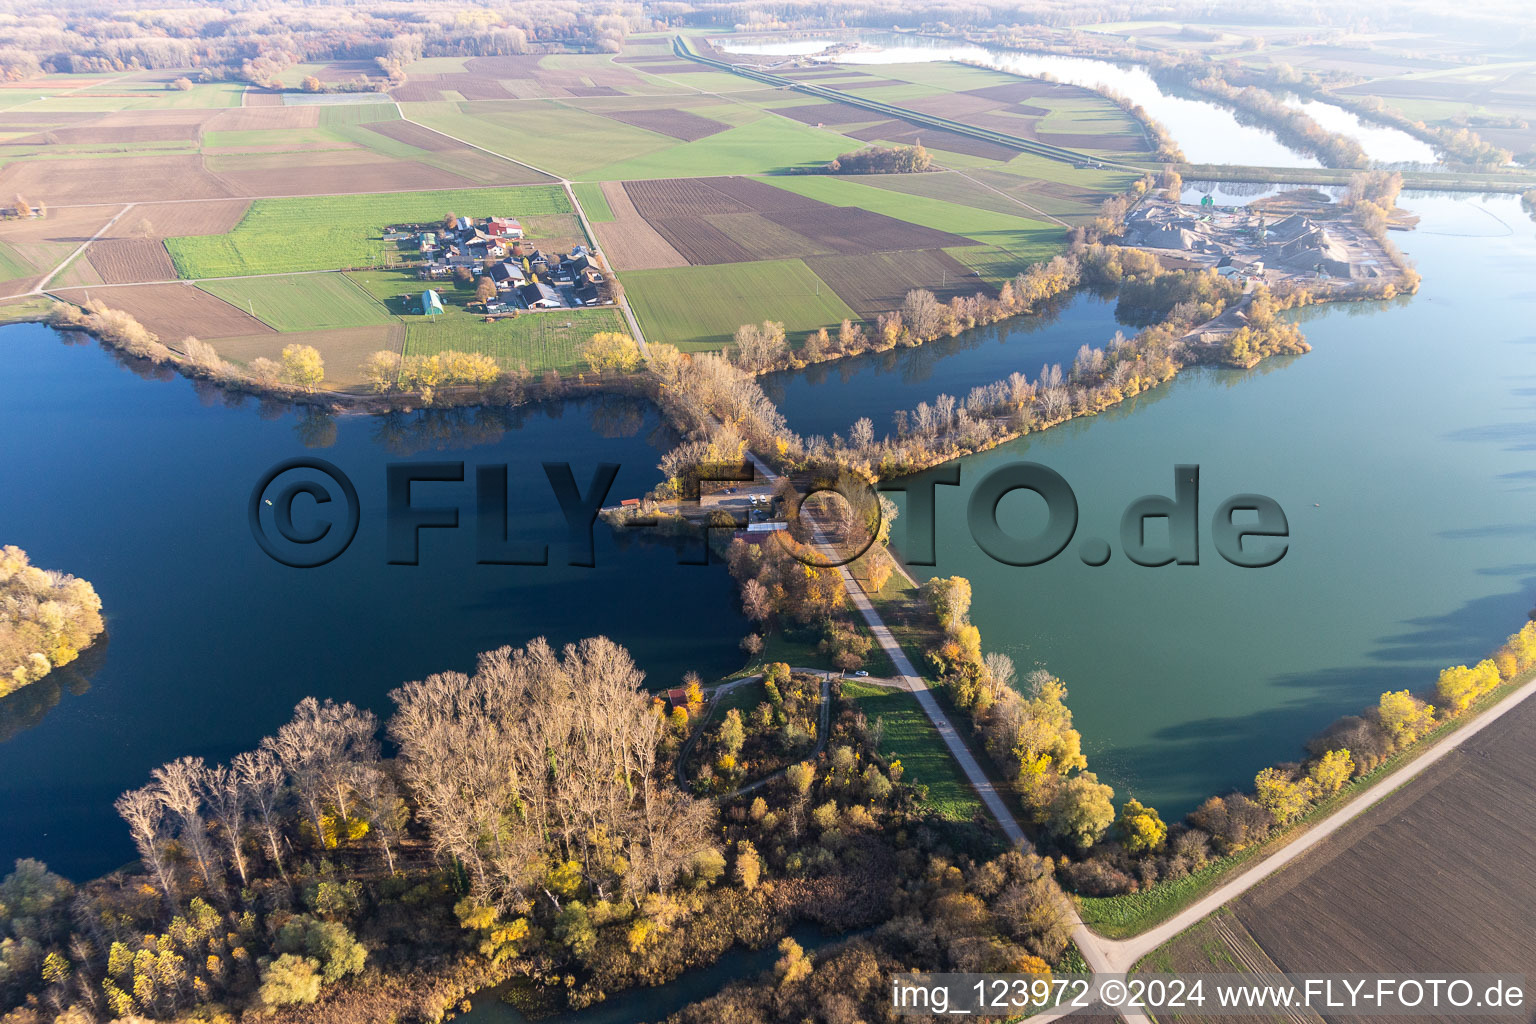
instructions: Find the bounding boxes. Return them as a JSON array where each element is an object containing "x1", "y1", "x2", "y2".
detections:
[
  {"x1": 0, "y1": 328, "x2": 746, "y2": 878},
  {"x1": 764, "y1": 292, "x2": 1128, "y2": 440},
  {"x1": 882, "y1": 194, "x2": 1536, "y2": 814}
]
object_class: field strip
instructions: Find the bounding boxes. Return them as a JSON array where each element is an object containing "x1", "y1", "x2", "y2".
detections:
[
  {"x1": 947, "y1": 166, "x2": 1070, "y2": 227},
  {"x1": 27, "y1": 203, "x2": 134, "y2": 297},
  {"x1": 1098, "y1": 668, "x2": 1536, "y2": 970}
]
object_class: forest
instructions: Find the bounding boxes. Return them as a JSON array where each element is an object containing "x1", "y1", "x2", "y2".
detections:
[{"x1": 0, "y1": 634, "x2": 1085, "y2": 1024}]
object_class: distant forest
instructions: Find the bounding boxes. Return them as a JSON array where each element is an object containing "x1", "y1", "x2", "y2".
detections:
[{"x1": 0, "y1": 0, "x2": 1531, "y2": 82}]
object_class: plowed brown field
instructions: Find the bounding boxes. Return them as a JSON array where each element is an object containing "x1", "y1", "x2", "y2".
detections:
[
  {"x1": 57, "y1": 283, "x2": 273, "y2": 340},
  {"x1": 86, "y1": 239, "x2": 176, "y2": 284}
]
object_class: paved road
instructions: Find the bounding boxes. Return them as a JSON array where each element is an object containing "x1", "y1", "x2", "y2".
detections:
[{"x1": 739, "y1": 451, "x2": 1126, "y2": 1003}]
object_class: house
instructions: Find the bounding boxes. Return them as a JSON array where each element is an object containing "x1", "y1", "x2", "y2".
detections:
[
  {"x1": 455, "y1": 216, "x2": 472, "y2": 234},
  {"x1": 487, "y1": 217, "x2": 523, "y2": 238},
  {"x1": 419, "y1": 290, "x2": 444, "y2": 316},
  {"x1": 418, "y1": 231, "x2": 438, "y2": 253},
  {"x1": 573, "y1": 281, "x2": 601, "y2": 306},
  {"x1": 488, "y1": 262, "x2": 525, "y2": 289},
  {"x1": 517, "y1": 281, "x2": 562, "y2": 309}
]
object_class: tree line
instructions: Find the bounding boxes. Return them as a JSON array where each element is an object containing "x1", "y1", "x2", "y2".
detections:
[{"x1": 912, "y1": 567, "x2": 1536, "y2": 899}]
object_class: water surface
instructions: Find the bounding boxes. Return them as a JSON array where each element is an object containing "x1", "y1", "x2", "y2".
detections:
[
  {"x1": 878, "y1": 194, "x2": 1536, "y2": 814},
  {"x1": 764, "y1": 292, "x2": 1129, "y2": 440},
  {"x1": 724, "y1": 34, "x2": 1322, "y2": 167},
  {"x1": 0, "y1": 330, "x2": 746, "y2": 877}
]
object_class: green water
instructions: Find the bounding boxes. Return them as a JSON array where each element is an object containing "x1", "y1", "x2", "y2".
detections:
[{"x1": 885, "y1": 194, "x2": 1536, "y2": 815}]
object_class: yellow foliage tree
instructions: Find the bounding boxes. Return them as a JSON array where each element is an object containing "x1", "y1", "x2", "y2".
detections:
[
  {"x1": 1305, "y1": 748, "x2": 1354, "y2": 797},
  {"x1": 1116, "y1": 797, "x2": 1167, "y2": 854},
  {"x1": 1253, "y1": 767, "x2": 1309, "y2": 824},
  {"x1": 278, "y1": 344, "x2": 325, "y2": 391},
  {"x1": 1377, "y1": 689, "x2": 1435, "y2": 747},
  {"x1": 1435, "y1": 658, "x2": 1500, "y2": 714},
  {"x1": 581, "y1": 331, "x2": 641, "y2": 374}
]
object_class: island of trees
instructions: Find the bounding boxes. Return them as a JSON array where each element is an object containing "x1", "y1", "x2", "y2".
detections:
[
  {"x1": 811, "y1": 142, "x2": 933, "y2": 174},
  {"x1": 0, "y1": 546, "x2": 104, "y2": 698}
]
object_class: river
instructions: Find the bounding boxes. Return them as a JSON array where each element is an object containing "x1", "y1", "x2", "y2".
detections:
[
  {"x1": 771, "y1": 193, "x2": 1536, "y2": 815},
  {"x1": 722, "y1": 34, "x2": 1437, "y2": 167},
  {"x1": 0, "y1": 329, "x2": 747, "y2": 878}
]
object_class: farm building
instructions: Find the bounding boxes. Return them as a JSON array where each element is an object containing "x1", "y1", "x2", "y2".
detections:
[
  {"x1": 419, "y1": 290, "x2": 444, "y2": 316},
  {"x1": 488, "y1": 262, "x2": 526, "y2": 289},
  {"x1": 518, "y1": 281, "x2": 563, "y2": 309},
  {"x1": 487, "y1": 217, "x2": 523, "y2": 238}
]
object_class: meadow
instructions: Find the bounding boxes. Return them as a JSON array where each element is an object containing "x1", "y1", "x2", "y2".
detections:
[
  {"x1": 197, "y1": 273, "x2": 398, "y2": 331},
  {"x1": 621, "y1": 258, "x2": 858, "y2": 350},
  {"x1": 403, "y1": 307, "x2": 627, "y2": 375},
  {"x1": 165, "y1": 185, "x2": 571, "y2": 278},
  {"x1": 843, "y1": 680, "x2": 981, "y2": 821}
]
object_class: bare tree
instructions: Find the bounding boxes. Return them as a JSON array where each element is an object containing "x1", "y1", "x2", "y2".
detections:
[
  {"x1": 152, "y1": 757, "x2": 223, "y2": 894},
  {"x1": 262, "y1": 697, "x2": 378, "y2": 846},
  {"x1": 199, "y1": 762, "x2": 251, "y2": 886},
  {"x1": 114, "y1": 785, "x2": 176, "y2": 904},
  {"x1": 233, "y1": 748, "x2": 288, "y2": 880},
  {"x1": 352, "y1": 764, "x2": 407, "y2": 875},
  {"x1": 391, "y1": 636, "x2": 715, "y2": 911}
]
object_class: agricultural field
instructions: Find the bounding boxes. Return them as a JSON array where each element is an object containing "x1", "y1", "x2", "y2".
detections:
[
  {"x1": 622, "y1": 258, "x2": 859, "y2": 351},
  {"x1": 206, "y1": 324, "x2": 406, "y2": 391},
  {"x1": 198, "y1": 273, "x2": 400, "y2": 331},
  {"x1": 1144, "y1": 696, "x2": 1536, "y2": 983},
  {"x1": 85, "y1": 239, "x2": 176, "y2": 284},
  {"x1": 53, "y1": 282, "x2": 273, "y2": 340},
  {"x1": 590, "y1": 181, "x2": 690, "y2": 270},
  {"x1": 404, "y1": 307, "x2": 629, "y2": 376},
  {"x1": 5, "y1": 38, "x2": 1138, "y2": 362},
  {"x1": 760, "y1": 174, "x2": 1065, "y2": 261},
  {"x1": 165, "y1": 185, "x2": 570, "y2": 278}
]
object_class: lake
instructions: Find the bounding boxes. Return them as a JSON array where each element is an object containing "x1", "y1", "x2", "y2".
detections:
[
  {"x1": 862, "y1": 193, "x2": 1536, "y2": 815},
  {"x1": 762, "y1": 292, "x2": 1130, "y2": 441},
  {"x1": 0, "y1": 328, "x2": 748, "y2": 878}
]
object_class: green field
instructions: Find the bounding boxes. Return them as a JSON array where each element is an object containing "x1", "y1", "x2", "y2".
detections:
[
  {"x1": 0, "y1": 241, "x2": 37, "y2": 282},
  {"x1": 404, "y1": 307, "x2": 627, "y2": 375},
  {"x1": 572, "y1": 182, "x2": 614, "y2": 223},
  {"x1": 317, "y1": 103, "x2": 399, "y2": 126},
  {"x1": 408, "y1": 100, "x2": 675, "y2": 178},
  {"x1": 947, "y1": 245, "x2": 1032, "y2": 288},
  {"x1": 198, "y1": 273, "x2": 398, "y2": 331},
  {"x1": 166, "y1": 185, "x2": 571, "y2": 278},
  {"x1": 843, "y1": 681, "x2": 980, "y2": 821},
  {"x1": 760, "y1": 174, "x2": 1065, "y2": 262},
  {"x1": 586, "y1": 117, "x2": 855, "y2": 180},
  {"x1": 621, "y1": 259, "x2": 859, "y2": 351}
]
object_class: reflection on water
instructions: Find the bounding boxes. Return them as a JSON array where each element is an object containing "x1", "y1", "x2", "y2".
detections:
[
  {"x1": 0, "y1": 327, "x2": 746, "y2": 879},
  {"x1": 1282, "y1": 94, "x2": 1441, "y2": 166},
  {"x1": 882, "y1": 194, "x2": 1536, "y2": 815},
  {"x1": 765, "y1": 292, "x2": 1130, "y2": 440}
]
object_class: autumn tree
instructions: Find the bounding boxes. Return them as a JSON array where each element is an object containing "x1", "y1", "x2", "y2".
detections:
[
  {"x1": 581, "y1": 331, "x2": 641, "y2": 374},
  {"x1": 279, "y1": 343, "x2": 324, "y2": 391},
  {"x1": 1115, "y1": 798, "x2": 1166, "y2": 854},
  {"x1": 1377, "y1": 689, "x2": 1435, "y2": 747}
]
